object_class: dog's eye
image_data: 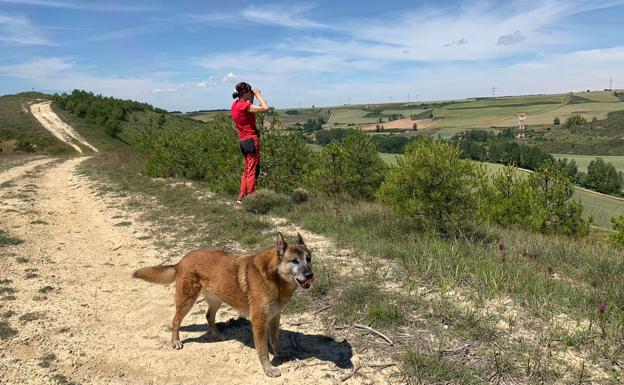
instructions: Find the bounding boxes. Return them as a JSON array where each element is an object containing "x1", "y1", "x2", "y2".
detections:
[
  {"x1": 306, "y1": 256, "x2": 311, "y2": 263},
  {"x1": 290, "y1": 259, "x2": 299, "y2": 264}
]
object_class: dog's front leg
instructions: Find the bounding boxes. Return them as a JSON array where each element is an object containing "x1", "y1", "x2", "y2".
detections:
[
  {"x1": 269, "y1": 314, "x2": 281, "y2": 357},
  {"x1": 251, "y1": 309, "x2": 281, "y2": 377}
]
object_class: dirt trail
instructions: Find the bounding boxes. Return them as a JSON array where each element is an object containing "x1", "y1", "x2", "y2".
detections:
[
  {"x1": 30, "y1": 101, "x2": 99, "y2": 154},
  {"x1": 0, "y1": 157, "x2": 396, "y2": 385}
]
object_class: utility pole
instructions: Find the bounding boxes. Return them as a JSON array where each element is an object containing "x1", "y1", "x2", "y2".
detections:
[
  {"x1": 491, "y1": 86, "x2": 497, "y2": 97},
  {"x1": 610, "y1": 77, "x2": 613, "y2": 90}
]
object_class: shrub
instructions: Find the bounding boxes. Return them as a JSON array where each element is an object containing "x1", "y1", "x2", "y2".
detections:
[
  {"x1": 482, "y1": 166, "x2": 543, "y2": 230},
  {"x1": 243, "y1": 188, "x2": 293, "y2": 214},
  {"x1": 527, "y1": 160, "x2": 589, "y2": 236},
  {"x1": 139, "y1": 114, "x2": 241, "y2": 194},
  {"x1": 377, "y1": 139, "x2": 485, "y2": 234},
  {"x1": 14, "y1": 140, "x2": 36, "y2": 152},
  {"x1": 565, "y1": 114, "x2": 587, "y2": 128},
  {"x1": 260, "y1": 130, "x2": 313, "y2": 194},
  {"x1": 584, "y1": 157, "x2": 623, "y2": 195},
  {"x1": 291, "y1": 188, "x2": 309, "y2": 204},
  {"x1": 310, "y1": 131, "x2": 386, "y2": 199},
  {"x1": 553, "y1": 117, "x2": 560, "y2": 125},
  {"x1": 608, "y1": 215, "x2": 624, "y2": 249}
]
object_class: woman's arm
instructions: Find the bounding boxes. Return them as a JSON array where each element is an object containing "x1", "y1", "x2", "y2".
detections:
[{"x1": 248, "y1": 89, "x2": 270, "y2": 113}]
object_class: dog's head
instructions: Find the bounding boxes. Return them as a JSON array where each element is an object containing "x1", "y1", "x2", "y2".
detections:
[{"x1": 276, "y1": 232, "x2": 314, "y2": 289}]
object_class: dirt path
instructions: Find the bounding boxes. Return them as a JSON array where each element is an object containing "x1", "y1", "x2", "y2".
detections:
[
  {"x1": 30, "y1": 101, "x2": 99, "y2": 154},
  {"x1": 0, "y1": 157, "x2": 395, "y2": 385}
]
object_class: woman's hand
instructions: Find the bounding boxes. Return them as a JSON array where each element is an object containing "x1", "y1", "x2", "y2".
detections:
[{"x1": 252, "y1": 88, "x2": 262, "y2": 96}]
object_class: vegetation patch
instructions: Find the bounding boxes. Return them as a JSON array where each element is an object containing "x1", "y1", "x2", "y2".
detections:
[
  {"x1": 19, "y1": 312, "x2": 46, "y2": 323},
  {"x1": 0, "y1": 230, "x2": 24, "y2": 246},
  {"x1": 0, "y1": 320, "x2": 18, "y2": 339}
]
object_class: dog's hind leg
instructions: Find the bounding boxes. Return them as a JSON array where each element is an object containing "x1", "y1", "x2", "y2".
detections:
[
  {"x1": 171, "y1": 278, "x2": 199, "y2": 349},
  {"x1": 203, "y1": 290, "x2": 224, "y2": 340}
]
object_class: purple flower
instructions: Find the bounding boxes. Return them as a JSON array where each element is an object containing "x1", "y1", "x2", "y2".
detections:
[
  {"x1": 498, "y1": 243, "x2": 504, "y2": 252},
  {"x1": 591, "y1": 281, "x2": 598, "y2": 289},
  {"x1": 599, "y1": 303, "x2": 606, "y2": 314}
]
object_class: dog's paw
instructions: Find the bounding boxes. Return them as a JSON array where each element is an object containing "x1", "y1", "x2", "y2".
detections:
[
  {"x1": 211, "y1": 331, "x2": 225, "y2": 341},
  {"x1": 263, "y1": 366, "x2": 281, "y2": 378},
  {"x1": 171, "y1": 340, "x2": 183, "y2": 349}
]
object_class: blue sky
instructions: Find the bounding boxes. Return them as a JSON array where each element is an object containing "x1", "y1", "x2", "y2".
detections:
[{"x1": 0, "y1": 0, "x2": 623, "y2": 111}]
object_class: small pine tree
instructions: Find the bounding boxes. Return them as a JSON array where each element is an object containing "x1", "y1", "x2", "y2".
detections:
[{"x1": 553, "y1": 117, "x2": 560, "y2": 125}]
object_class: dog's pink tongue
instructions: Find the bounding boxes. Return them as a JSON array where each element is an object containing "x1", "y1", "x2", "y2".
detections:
[{"x1": 304, "y1": 277, "x2": 315, "y2": 286}]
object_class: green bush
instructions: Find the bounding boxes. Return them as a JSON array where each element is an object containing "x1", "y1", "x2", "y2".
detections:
[
  {"x1": 309, "y1": 131, "x2": 386, "y2": 199},
  {"x1": 565, "y1": 114, "x2": 587, "y2": 128},
  {"x1": 584, "y1": 157, "x2": 623, "y2": 195},
  {"x1": 242, "y1": 188, "x2": 293, "y2": 214},
  {"x1": 291, "y1": 188, "x2": 309, "y2": 204},
  {"x1": 139, "y1": 114, "x2": 241, "y2": 194},
  {"x1": 483, "y1": 166, "x2": 543, "y2": 230},
  {"x1": 377, "y1": 139, "x2": 485, "y2": 234},
  {"x1": 528, "y1": 161, "x2": 589, "y2": 236},
  {"x1": 553, "y1": 117, "x2": 560, "y2": 125},
  {"x1": 608, "y1": 215, "x2": 624, "y2": 249},
  {"x1": 14, "y1": 140, "x2": 36, "y2": 152},
  {"x1": 485, "y1": 162, "x2": 589, "y2": 236},
  {"x1": 260, "y1": 130, "x2": 313, "y2": 194}
]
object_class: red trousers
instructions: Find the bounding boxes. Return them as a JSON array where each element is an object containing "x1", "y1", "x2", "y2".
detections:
[{"x1": 238, "y1": 136, "x2": 260, "y2": 200}]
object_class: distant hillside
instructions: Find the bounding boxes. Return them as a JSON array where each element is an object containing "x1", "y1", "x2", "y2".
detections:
[{"x1": 0, "y1": 92, "x2": 75, "y2": 154}]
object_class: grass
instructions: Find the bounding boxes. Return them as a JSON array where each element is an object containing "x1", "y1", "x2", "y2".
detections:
[
  {"x1": 19, "y1": 311, "x2": 45, "y2": 322},
  {"x1": 400, "y1": 351, "x2": 484, "y2": 385},
  {"x1": 0, "y1": 230, "x2": 24, "y2": 246},
  {"x1": 39, "y1": 285, "x2": 54, "y2": 293},
  {"x1": 0, "y1": 320, "x2": 18, "y2": 339}
]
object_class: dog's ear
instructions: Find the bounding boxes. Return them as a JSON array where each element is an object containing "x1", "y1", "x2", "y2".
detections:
[
  {"x1": 297, "y1": 232, "x2": 306, "y2": 247},
  {"x1": 276, "y1": 232, "x2": 287, "y2": 260}
]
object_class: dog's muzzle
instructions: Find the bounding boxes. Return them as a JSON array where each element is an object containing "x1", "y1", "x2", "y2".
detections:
[{"x1": 296, "y1": 274, "x2": 314, "y2": 289}]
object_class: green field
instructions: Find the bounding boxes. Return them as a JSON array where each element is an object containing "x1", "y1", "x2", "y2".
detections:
[
  {"x1": 553, "y1": 154, "x2": 624, "y2": 173},
  {"x1": 308, "y1": 91, "x2": 624, "y2": 140}
]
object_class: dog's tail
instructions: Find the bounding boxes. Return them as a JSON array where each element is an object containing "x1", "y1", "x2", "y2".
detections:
[{"x1": 133, "y1": 264, "x2": 177, "y2": 285}]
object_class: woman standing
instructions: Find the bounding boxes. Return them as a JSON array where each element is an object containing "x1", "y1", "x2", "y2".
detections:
[{"x1": 231, "y1": 82, "x2": 270, "y2": 203}]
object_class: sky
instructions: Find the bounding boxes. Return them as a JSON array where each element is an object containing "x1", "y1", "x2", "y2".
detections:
[{"x1": 0, "y1": 0, "x2": 623, "y2": 111}]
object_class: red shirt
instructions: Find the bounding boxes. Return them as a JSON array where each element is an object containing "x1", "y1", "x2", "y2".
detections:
[{"x1": 231, "y1": 99, "x2": 257, "y2": 140}]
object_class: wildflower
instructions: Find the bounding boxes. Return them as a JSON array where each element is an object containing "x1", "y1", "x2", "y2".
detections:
[
  {"x1": 547, "y1": 266, "x2": 554, "y2": 275},
  {"x1": 599, "y1": 303, "x2": 606, "y2": 314},
  {"x1": 591, "y1": 281, "x2": 597, "y2": 288}
]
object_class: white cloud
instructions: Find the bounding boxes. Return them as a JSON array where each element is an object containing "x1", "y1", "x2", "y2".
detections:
[
  {"x1": 184, "y1": 3, "x2": 325, "y2": 29},
  {"x1": 222, "y1": 72, "x2": 237, "y2": 83},
  {"x1": 0, "y1": 57, "x2": 73, "y2": 77},
  {"x1": 497, "y1": 31, "x2": 525, "y2": 45},
  {"x1": 0, "y1": 0, "x2": 158, "y2": 12},
  {"x1": 197, "y1": 76, "x2": 217, "y2": 88},
  {"x1": 0, "y1": 13, "x2": 52, "y2": 45},
  {"x1": 241, "y1": 3, "x2": 324, "y2": 29},
  {"x1": 152, "y1": 88, "x2": 164, "y2": 93},
  {"x1": 81, "y1": 26, "x2": 151, "y2": 42}
]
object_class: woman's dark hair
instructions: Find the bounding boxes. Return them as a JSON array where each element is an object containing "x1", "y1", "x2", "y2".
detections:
[{"x1": 232, "y1": 82, "x2": 252, "y2": 99}]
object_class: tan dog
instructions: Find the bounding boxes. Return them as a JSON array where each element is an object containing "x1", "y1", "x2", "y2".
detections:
[{"x1": 133, "y1": 232, "x2": 315, "y2": 377}]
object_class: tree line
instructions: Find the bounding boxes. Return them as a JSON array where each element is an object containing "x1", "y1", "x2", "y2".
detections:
[{"x1": 52, "y1": 90, "x2": 162, "y2": 138}]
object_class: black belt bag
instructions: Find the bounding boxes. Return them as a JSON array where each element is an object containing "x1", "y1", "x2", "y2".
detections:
[{"x1": 239, "y1": 138, "x2": 256, "y2": 155}]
